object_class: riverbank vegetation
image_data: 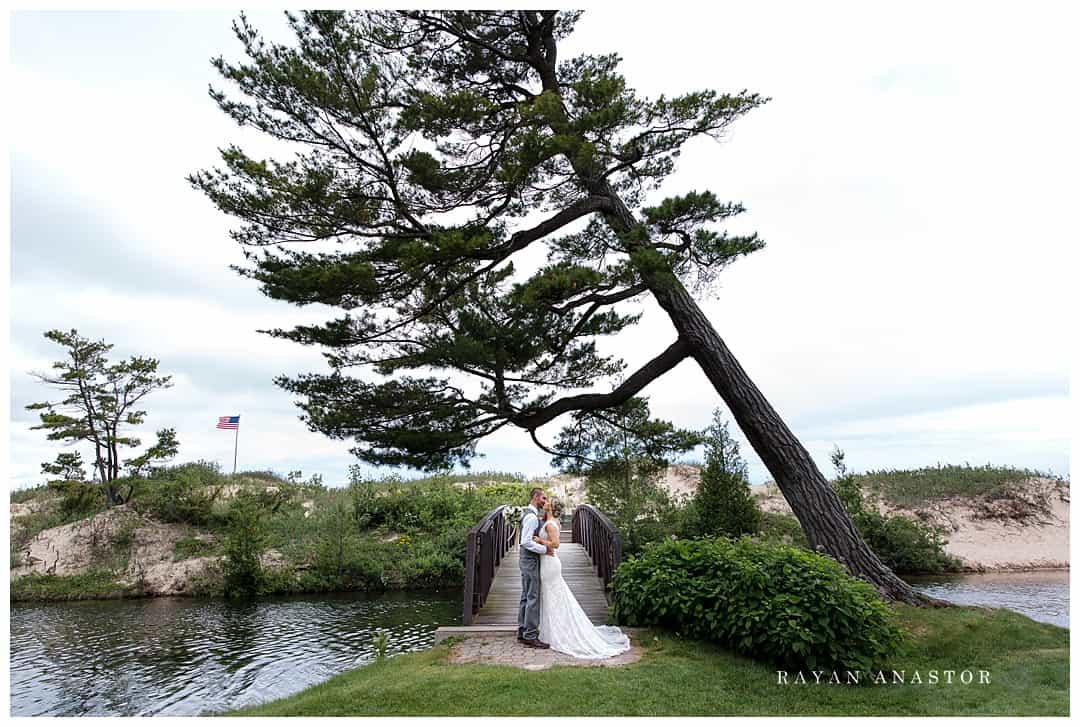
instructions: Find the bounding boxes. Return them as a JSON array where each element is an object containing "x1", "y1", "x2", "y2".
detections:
[
  {"x1": 9, "y1": 437, "x2": 1067, "y2": 601},
  {"x1": 229, "y1": 605, "x2": 1068, "y2": 716},
  {"x1": 10, "y1": 462, "x2": 529, "y2": 600}
]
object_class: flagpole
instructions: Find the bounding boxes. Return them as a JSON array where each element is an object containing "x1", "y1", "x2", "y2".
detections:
[{"x1": 233, "y1": 418, "x2": 239, "y2": 475}]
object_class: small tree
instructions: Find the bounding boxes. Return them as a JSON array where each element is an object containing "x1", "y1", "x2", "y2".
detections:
[
  {"x1": 41, "y1": 451, "x2": 87, "y2": 482},
  {"x1": 551, "y1": 397, "x2": 700, "y2": 553},
  {"x1": 25, "y1": 329, "x2": 177, "y2": 506},
  {"x1": 693, "y1": 410, "x2": 760, "y2": 538},
  {"x1": 222, "y1": 490, "x2": 268, "y2": 598},
  {"x1": 551, "y1": 397, "x2": 702, "y2": 480},
  {"x1": 313, "y1": 499, "x2": 361, "y2": 583}
]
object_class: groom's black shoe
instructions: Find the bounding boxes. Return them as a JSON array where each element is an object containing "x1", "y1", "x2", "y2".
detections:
[{"x1": 521, "y1": 638, "x2": 550, "y2": 649}]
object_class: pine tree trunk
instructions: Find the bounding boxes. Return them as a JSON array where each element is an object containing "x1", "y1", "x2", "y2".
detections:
[
  {"x1": 652, "y1": 279, "x2": 933, "y2": 603},
  {"x1": 594, "y1": 185, "x2": 935, "y2": 605},
  {"x1": 532, "y1": 28, "x2": 937, "y2": 601}
]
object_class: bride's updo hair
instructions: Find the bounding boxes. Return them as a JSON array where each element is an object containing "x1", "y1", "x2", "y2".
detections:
[{"x1": 546, "y1": 497, "x2": 564, "y2": 520}]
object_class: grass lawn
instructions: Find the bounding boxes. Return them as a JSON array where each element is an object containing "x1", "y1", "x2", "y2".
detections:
[{"x1": 228, "y1": 605, "x2": 1068, "y2": 717}]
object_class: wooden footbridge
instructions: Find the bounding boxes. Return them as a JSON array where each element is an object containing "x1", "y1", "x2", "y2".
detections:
[{"x1": 461, "y1": 504, "x2": 622, "y2": 626}]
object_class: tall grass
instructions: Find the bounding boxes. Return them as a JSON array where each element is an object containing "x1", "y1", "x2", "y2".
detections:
[{"x1": 859, "y1": 463, "x2": 1067, "y2": 507}]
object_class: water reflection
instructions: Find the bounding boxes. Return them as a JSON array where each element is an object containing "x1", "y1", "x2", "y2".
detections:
[
  {"x1": 10, "y1": 591, "x2": 460, "y2": 716},
  {"x1": 911, "y1": 569, "x2": 1069, "y2": 628}
]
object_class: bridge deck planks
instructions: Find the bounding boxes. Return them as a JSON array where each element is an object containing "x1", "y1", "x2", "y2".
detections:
[{"x1": 473, "y1": 530, "x2": 611, "y2": 626}]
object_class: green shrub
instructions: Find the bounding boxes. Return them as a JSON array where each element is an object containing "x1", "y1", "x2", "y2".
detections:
[
  {"x1": 611, "y1": 537, "x2": 904, "y2": 672},
  {"x1": 137, "y1": 461, "x2": 225, "y2": 526},
  {"x1": 173, "y1": 536, "x2": 217, "y2": 561},
  {"x1": 586, "y1": 471, "x2": 681, "y2": 557},
  {"x1": 854, "y1": 511, "x2": 959, "y2": 574},
  {"x1": 830, "y1": 447, "x2": 958, "y2": 574},
  {"x1": 311, "y1": 501, "x2": 365, "y2": 581},
  {"x1": 46, "y1": 479, "x2": 105, "y2": 519},
  {"x1": 222, "y1": 490, "x2": 268, "y2": 598},
  {"x1": 347, "y1": 477, "x2": 520, "y2": 535},
  {"x1": 757, "y1": 511, "x2": 809, "y2": 548},
  {"x1": 397, "y1": 540, "x2": 462, "y2": 587},
  {"x1": 474, "y1": 481, "x2": 532, "y2": 505},
  {"x1": 349, "y1": 479, "x2": 381, "y2": 528}
]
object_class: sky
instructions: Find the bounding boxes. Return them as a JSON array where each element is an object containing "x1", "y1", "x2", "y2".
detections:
[{"x1": 5, "y1": 2, "x2": 1076, "y2": 491}]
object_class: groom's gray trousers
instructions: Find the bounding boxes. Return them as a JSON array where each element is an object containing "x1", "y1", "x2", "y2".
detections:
[{"x1": 518, "y1": 546, "x2": 541, "y2": 640}]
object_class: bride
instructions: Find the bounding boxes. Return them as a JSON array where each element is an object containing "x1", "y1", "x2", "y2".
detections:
[{"x1": 531, "y1": 499, "x2": 631, "y2": 659}]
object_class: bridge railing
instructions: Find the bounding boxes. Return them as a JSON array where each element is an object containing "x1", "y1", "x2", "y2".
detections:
[
  {"x1": 462, "y1": 505, "x2": 517, "y2": 626},
  {"x1": 572, "y1": 504, "x2": 623, "y2": 589}
]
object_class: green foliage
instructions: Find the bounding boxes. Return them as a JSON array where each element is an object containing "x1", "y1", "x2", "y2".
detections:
[
  {"x1": 691, "y1": 411, "x2": 760, "y2": 538},
  {"x1": 373, "y1": 629, "x2": 390, "y2": 661},
  {"x1": 257, "y1": 471, "x2": 512, "y2": 594},
  {"x1": 10, "y1": 485, "x2": 49, "y2": 504},
  {"x1": 551, "y1": 397, "x2": 703, "y2": 478},
  {"x1": 10, "y1": 569, "x2": 141, "y2": 601},
  {"x1": 586, "y1": 471, "x2": 681, "y2": 557},
  {"x1": 25, "y1": 328, "x2": 176, "y2": 504},
  {"x1": 347, "y1": 477, "x2": 520, "y2": 534},
  {"x1": 222, "y1": 490, "x2": 269, "y2": 599},
  {"x1": 173, "y1": 536, "x2": 218, "y2": 561},
  {"x1": 830, "y1": 447, "x2": 959, "y2": 575},
  {"x1": 191, "y1": 11, "x2": 767, "y2": 472},
  {"x1": 135, "y1": 461, "x2": 226, "y2": 527},
  {"x1": 125, "y1": 428, "x2": 181, "y2": 478},
  {"x1": 858, "y1": 462, "x2": 1068, "y2": 508},
  {"x1": 46, "y1": 479, "x2": 105, "y2": 519},
  {"x1": 10, "y1": 479, "x2": 107, "y2": 550},
  {"x1": 311, "y1": 499, "x2": 364, "y2": 582},
  {"x1": 553, "y1": 397, "x2": 699, "y2": 555},
  {"x1": 394, "y1": 539, "x2": 462, "y2": 588},
  {"x1": 757, "y1": 511, "x2": 809, "y2": 548},
  {"x1": 855, "y1": 511, "x2": 960, "y2": 574},
  {"x1": 10, "y1": 509, "x2": 68, "y2": 553},
  {"x1": 611, "y1": 537, "x2": 904, "y2": 672},
  {"x1": 41, "y1": 451, "x2": 87, "y2": 481}
]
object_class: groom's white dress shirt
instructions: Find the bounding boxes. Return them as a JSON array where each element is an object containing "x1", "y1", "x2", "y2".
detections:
[{"x1": 520, "y1": 505, "x2": 548, "y2": 555}]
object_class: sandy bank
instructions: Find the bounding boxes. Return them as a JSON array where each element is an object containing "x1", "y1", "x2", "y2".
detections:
[{"x1": 754, "y1": 476, "x2": 1069, "y2": 571}]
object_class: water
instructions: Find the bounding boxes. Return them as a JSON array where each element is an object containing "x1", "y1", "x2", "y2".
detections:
[
  {"x1": 9, "y1": 590, "x2": 460, "y2": 717},
  {"x1": 910, "y1": 570, "x2": 1070, "y2": 628}
]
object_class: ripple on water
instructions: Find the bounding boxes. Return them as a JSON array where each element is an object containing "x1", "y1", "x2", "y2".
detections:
[{"x1": 10, "y1": 590, "x2": 461, "y2": 717}]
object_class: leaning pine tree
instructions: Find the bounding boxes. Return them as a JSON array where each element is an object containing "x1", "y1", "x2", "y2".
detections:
[{"x1": 191, "y1": 10, "x2": 928, "y2": 603}]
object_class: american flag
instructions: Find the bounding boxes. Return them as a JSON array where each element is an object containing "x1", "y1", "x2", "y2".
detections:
[{"x1": 216, "y1": 415, "x2": 240, "y2": 430}]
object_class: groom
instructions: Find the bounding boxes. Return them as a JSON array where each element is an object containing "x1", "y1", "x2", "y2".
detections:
[{"x1": 517, "y1": 487, "x2": 553, "y2": 649}]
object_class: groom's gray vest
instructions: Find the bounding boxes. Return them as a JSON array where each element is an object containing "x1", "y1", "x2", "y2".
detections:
[{"x1": 520, "y1": 510, "x2": 543, "y2": 560}]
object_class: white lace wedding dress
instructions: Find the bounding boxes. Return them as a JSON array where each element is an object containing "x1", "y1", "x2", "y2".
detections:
[{"x1": 537, "y1": 521, "x2": 631, "y2": 658}]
